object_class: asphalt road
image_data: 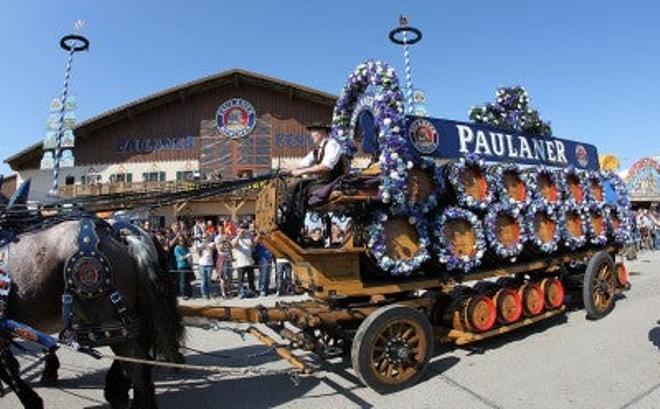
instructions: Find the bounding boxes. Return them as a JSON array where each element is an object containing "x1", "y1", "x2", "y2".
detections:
[{"x1": 5, "y1": 250, "x2": 660, "y2": 409}]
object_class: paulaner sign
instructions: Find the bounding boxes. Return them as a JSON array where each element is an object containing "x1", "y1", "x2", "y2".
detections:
[
  {"x1": 118, "y1": 136, "x2": 195, "y2": 154},
  {"x1": 404, "y1": 117, "x2": 599, "y2": 170}
]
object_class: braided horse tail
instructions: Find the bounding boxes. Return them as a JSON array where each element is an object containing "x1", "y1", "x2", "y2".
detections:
[{"x1": 124, "y1": 230, "x2": 184, "y2": 362}]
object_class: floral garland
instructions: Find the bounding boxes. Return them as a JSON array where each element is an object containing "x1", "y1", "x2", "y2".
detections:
[
  {"x1": 559, "y1": 201, "x2": 588, "y2": 250},
  {"x1": 583, "y1": 202, "x2": 608, "y2": 246},
  {"x1": 468, "y1": 86, "x2": 552, "y2": 137},
  {"x1": 583, "y1": 171, "x2": 605, "y2": 205},
  {"x1": 484, "y1": 202, "x2": 527, "y2": 262},
  {"x1": 408, "y1": 157, "x2": 447, "y2": 215},
  {"x1": 490, "y1": 163, "x2": 532, "y2": 207},
  {"x1": 331, "y1": 60, "x2": 412, "y2": 214},
  {"x1": 432, "y1": 207, "x2": 486, "y2": 273},
  {"x1": 560, "y1": 166, "x2": 588, "y2": 205},
  {"x1": 601, "y1": 171, "x2": 631, "y2": 209},
  {"x1": 604, "y1": 204, "x2": 633, "y2": 245},
  {"x1": 527, "y1": 165, "x2": 562, "y2": 206},
  {"x1": 365, "y1": 210, "x2": 431, "y2": 276},
  {"x1": 447, "y1": 154, "x2": 496, "y2": 211},
  {"x1": 523, "y1": 200, "x2": 561, "y2": 253}
]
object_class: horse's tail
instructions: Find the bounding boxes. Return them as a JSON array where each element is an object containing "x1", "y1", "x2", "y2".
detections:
[{"x1": 125, "y1": 232, "x2": 184, "y2": 362}]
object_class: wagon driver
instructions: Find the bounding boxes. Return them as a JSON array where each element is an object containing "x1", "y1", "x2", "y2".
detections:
[{"x1": 286, "y1": 122, "x2": 349, "y2": 235}]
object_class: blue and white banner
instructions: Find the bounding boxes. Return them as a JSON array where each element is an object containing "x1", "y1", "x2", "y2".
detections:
[{"x1": 403, "y1": 117, "x2": 599, "y2": 170}]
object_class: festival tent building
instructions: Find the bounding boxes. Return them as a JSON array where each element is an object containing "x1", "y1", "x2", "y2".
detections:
[
  {"x1": 619, "y1": 156, "x2": 660, "y2": 208},
  {"x1": 3, "y1": 69, "x2": 365, "y2": 225}
]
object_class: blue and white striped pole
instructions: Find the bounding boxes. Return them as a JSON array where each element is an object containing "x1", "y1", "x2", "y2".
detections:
[{"x1": 389, "y1": 15, "x2": 422, "y2": 115}]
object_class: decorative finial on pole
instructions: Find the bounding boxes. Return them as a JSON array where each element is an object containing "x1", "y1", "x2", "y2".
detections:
[
  {"x1": 389, "y1": 16, "x2": 422, "y2": 114},
  {"x1": 46, "y1": 21, "x2": 90, "y2": 196}
]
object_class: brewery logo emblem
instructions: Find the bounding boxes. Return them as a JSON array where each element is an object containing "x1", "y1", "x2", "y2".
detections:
[
  {"x1": 575, "y1": 144, "x2": 588, "y2": 167},
  {"x1": 409, "y1": 118, "x2": 439, "y2": 154},
  {"x1": 216, "y1": 98, "x2": 257, "y2": 139}
]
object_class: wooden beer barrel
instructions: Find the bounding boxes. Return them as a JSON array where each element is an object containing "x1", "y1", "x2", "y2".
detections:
[
  {"x1": 586, "y1": 172, "x2": 604, "y2": 203},
  {"x1": 518, "y1": 282, "x2": 545, "y2": 316},
  {"x1": 494, "y1": 287, "x2": 523, "y2": 324},
  {"x1": 465, "y1": 294, "x2": 497, "y2": 332},
  {"x1": 540, "y1": 278, "x2": 565, "y2": 310},
  {"x1": 433, "y1": 207, "x2": 486, "y2": 273},
  {"x1": 492, "y1": 164, "x2": 530, "y2": 205},
  {"x1": 525, "y1": 201, "x2": 560, "y2": 254},
  {"x1": 560, "y1": 203, "x2": 587, "y2": 250},
  {"x1": 407, "y1": 168, "x2": 436, "y2": 209},
  {"x1": 604, "y1": 204, "x2": 633, "y2": 245},
  {"x1": 531, "y1": 168, "x2": 561, "y2": 205},
  {"x1": 448, "y1": 157, "x2": 494, "y2": 211},
  {"x1": 485, "y1": 203, "x2": 525, "y2": 261},
  {"x1": 562, "y1": 168, "x2": 586, "y2": 204},
  {"x1": 383, "y1": 217, "x2": 421, "y2": 261},
  {"x1": 615, "y1": 263, "x2": 628, "y2": 287},
  {"x1": 586, "y1": 206, "x2": 607, "y2": 245}
]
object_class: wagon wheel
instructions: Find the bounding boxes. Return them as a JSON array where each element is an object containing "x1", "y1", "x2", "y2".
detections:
[
  {"x1": 583, "y1": 251, "x2": 616, "y2": 320},
  {"x1": 351, "y1": 305, "x2": 433, "y2": 394}
]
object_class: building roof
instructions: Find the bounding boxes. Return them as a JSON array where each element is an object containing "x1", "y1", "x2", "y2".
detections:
[{"x1": 5, "y1": 68, "x2": 338, "y2": 170}]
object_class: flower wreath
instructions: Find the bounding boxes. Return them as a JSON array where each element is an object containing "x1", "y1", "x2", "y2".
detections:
[
  {"x1": 484, "y1": 202, "x2": 527, "y2": 262},
  {"x1": 560, "y1": 166, "x2": 588, "y2": 205},
  {"x1": 365, "y1": 210, "x2": 431, "y2": 276},
  {"x1": 527, "y1": 165, "x2": 562, "y2": 206},
  {"x1": 601, "y1": 171, "x2": 631, "y2": 210},
  {"x1": 408, "y1": 157, "x2": 447, "y2": 215},
  {"x1": 583, "y1": 202, "x2": 608, "y2": 246},
  {"x1": 583, "y1": 171, "x2": 605, "y2": 204},
  {"x1": 523, "y1": 200, "x2": 561, "y2": 253},
  {"x1": 332, "y1": 60, "x2": 412, "y2": 214},
  {"x1": 604, "y1": 204, "x2": 633, "y2": 245},
  {"x1": 432, "y1": 206, "x2": 487, "y2": 273},
  {"x1": 490, "y1": 162, "x2": 532, "y2": 207},
  {"x1": 447, "y1": 154, "x2": 496, "y2": 211},
  {"x1": 559, "y1": 201, "x2": 588, "y2": 250}
]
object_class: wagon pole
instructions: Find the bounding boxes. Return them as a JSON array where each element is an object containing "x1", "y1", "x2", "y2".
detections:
[{"x1": 50, "y1": 20, "x2": 90, "y2": 196}]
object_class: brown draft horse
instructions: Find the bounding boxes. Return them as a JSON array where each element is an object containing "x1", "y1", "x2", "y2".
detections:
[{"x1": 1, "y1": 219, "x2": 183, "y2": 408}]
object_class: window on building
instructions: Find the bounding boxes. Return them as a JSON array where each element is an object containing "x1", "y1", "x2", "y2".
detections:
[
  {"x1": 110, "y1": 173, "x2": 133, "y2": 183},
  {"x1": 64, "y1": 176, "x2": 75, "y2": 185},
  {"x1": 142, "y1": 172, "x2": 166, "y2": 182},
  {"x1": 81, "y1": 174, "x2": 102, "y2": 185},
  {"x1": 176, "y1": 171, "x2": 194, "y2": 181}
]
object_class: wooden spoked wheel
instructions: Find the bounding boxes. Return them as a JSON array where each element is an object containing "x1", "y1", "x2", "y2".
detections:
[
  {"x1": 538, "y1": 173, "x2": 558, "y2": 203},
  {"x1": 459, "y1": 166, "x2": 488, "y2": 201},
  {"x1": 567, "y1": 175, "x2": 584, "y2": 204},
  {"x1": 616, "y1": 263, "x2": 628, "y2": 287},
  {"x1": 503, "y1": 170, "x2": 526, "y2": 202},
  {"x1": 465, "y1": 294, "x2": 497, "y2": 332},
  {"x1": 352, "y1": 305, "x2": 433, "y2": 394},
  {"x1": 541, "y1": 278, "x2": 565, "y2": 310},
  {"x1": 583, "y1": 251, "x2": 616, "y2": 320},
  {"x1": 519, "y1": 283, "x2": 545, "y2": 316},
  {"x1": 494, "y1": 288, "x2": 523, "y2": 324}
]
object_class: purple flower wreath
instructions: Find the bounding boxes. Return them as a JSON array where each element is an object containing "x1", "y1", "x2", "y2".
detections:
[
  {"x1": 604, "y1": 204, "x2": 633, "y2": 245},
  {"x1": 583, "y1": 202, "x2": 608, "y2": 246},
  {"x1": 560, "y1": 166, "x2": 589, "y2": 205},
  {"x1": 527, "y1": 165, "x2": 562, "y2": 206},
  {"x1": 559, "y1": 201, "x2": 588, "y2": 250},
  {"x1": 583, "y1": 171, "x2": 605, "y2": 205},
  {"x1": 447, "y1": 154, "x2": 496, "y2": 211},
  {"x1": 365, "y1": 210, "x2": 431, "y2": 276},
  {"x1": 408, "y1": 157, "x2": 447, "y2": 215},
  {"x1": 484, "y1": 202, "x2": 527, "y2": 262},
  {"x1": 490, "y1": 163, "x2": 533, "y2": 207},
  {"x1": 432, "y1": 206, "x2": 487, "y2": 273},
  {"x1": 601, "y1": 171, "x2": 631, "y2": 209},
  {"x1": 331, "y1": 60, "x2": 412, "y2": 214},
  {"x1": 523, "y1": 199, "x2": 561, "y2": 253}
]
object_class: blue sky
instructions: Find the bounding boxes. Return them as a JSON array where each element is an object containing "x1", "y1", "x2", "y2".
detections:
[{"x1": 1, "y1": 0, "x2": 658, "y2": 175}]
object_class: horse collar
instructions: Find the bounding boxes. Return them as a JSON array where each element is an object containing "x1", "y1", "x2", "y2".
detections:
[{"x1": 64, "y1": 218, "x2": 113, "y2": 299}]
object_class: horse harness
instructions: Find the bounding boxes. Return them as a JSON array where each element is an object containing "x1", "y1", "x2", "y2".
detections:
[{"x1": 60, "y1": 218, "x2": 142, "y2": 347}]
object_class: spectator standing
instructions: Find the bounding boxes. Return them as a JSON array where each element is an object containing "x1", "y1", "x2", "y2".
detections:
[
  {"x1": 275, "y1": 257, "x2": 292, "y2": 296},
  {"x1": 214, "y1": 232, "x2": 234, "y2": 298},
  {"x1": 197, "y1": 235, "x2": 216, "y2": 299},
  {"x1": 206, "y1": 220, "x2": 217, "y2": 238},
  {"x1": 173, "y1": 236, "x2": 193, "y2": 299},
  {"x1": 232, "y1": 223, "x2": 256, "y2": 297},
  {"x1": 254, "y1": 239, "x2": 273, "y2": 296},
  {"x1": 192, "y1": 218, "x2": 205, "y2": 246}
]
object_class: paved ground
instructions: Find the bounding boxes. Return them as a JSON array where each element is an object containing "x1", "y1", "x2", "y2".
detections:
[{"x1": 5, "y1": 251, "x2": 660, "y2": 408}]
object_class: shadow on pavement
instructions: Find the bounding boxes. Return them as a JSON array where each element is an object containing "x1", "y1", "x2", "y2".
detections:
[{"x1": 649, "y1": 325, "x2": 660, "y2": 350}]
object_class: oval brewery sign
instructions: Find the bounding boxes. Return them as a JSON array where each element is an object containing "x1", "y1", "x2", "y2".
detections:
[{"x1": 216, "y1": 98, "x2": 256, "y2": 139}]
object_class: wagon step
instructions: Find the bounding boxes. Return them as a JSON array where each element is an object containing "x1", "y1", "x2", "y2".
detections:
[{"x1": 436, "y1": 306, "x2": 566, "y2": 345}]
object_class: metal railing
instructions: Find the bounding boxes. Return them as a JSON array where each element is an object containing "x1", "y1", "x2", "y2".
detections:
[{"x1": 58, "y1": 180, "x2": 198, "y2": 198}]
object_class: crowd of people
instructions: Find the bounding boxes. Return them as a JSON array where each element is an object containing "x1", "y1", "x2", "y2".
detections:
[{"x1": 150, "y1": 217, "x2": 293, "y2": 300}]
